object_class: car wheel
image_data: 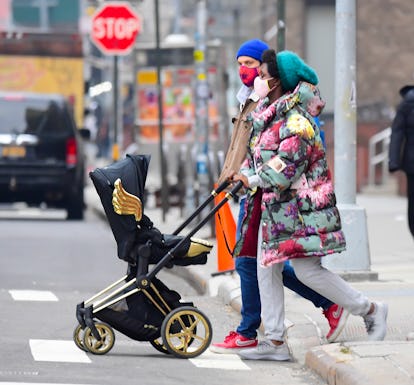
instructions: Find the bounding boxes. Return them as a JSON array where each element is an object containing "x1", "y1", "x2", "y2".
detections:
[{"x1": 67, "y1": 183, "x2": 84, "y2": 220}]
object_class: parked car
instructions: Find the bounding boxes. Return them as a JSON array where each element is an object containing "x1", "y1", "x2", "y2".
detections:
[{"x1": 0, "y1": 91, "x2": 89, "y2": 220}]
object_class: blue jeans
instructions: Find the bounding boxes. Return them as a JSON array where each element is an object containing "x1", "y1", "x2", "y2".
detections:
[{"x1": 235, "y1": 197, "x2": 334, "y2": 339}]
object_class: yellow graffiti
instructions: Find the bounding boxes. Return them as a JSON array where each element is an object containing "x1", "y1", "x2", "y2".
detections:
[{"x1": 0, "y1": 55, "x2": 84, "y2": 126}]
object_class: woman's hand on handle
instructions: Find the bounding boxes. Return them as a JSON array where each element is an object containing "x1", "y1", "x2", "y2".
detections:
[{"x1": 231, "y1": 173, "x2": 249, "y2": 188}]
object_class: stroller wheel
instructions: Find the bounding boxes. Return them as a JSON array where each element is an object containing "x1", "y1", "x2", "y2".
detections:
[
  {"x1": 161, "y1": 306, "x2": 212, "y2": 359},
  {"x1": 73, "y1": 324, "x2": 87, "y2": 352},
  {"x1": 83, "y1": 322, "x2": 115, "y2": 355},
  {"x1": 149, "y1": 337, "x2": 171, "y2": 355}
]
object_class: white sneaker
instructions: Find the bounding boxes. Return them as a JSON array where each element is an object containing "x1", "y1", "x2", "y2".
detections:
[
  {"x1": 363, "y1": 302, "x2": 388, "y2": 341},
  {"x1": 237, "y1": 340, "x2": 291, "y2": 361}
]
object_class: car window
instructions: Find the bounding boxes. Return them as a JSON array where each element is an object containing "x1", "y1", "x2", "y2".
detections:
[{"x1": 0, "y1": 96, "x2": 72, "y2": 136}]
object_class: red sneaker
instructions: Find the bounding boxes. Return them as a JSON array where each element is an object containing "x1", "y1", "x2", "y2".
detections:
[
  {"x1": 209, "y1": 331, "x2": 258, "y2": 354},
  {"x1": 323, "y1": 304, "x2": 350, "y2": 343}
]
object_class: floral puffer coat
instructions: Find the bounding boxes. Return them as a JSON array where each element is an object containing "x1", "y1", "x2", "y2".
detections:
[{"x1": 233, "y1": 81, "x2": 346, "y2": 267}]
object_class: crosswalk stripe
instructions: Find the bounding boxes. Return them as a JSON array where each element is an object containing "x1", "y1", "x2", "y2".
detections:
[
  {"x1": 9, "y1": 290, "x2": 58, "y2": 302},
  {"x1": 0, "y1": 383, "x2": 95, "y2": 385},
  {"x1": 189, "y1": 350, "x2": 251, "y2": 370},
  {"x1": 29, "y1": 340, "x2": 91, "y2": 363}
]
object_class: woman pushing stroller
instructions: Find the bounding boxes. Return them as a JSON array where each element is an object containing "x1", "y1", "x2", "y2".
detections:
[{"x1": 229, "y1": 49, "x2": 388, "y2": 361}]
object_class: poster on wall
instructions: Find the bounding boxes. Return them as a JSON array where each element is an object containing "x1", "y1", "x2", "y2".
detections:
[{"x1": 136, "y1": 67, "x2": 219, "y2": 143}]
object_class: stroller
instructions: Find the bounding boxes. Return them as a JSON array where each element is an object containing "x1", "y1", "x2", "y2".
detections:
[{"x1": 74, "y1": 154, "x2": 242, "y2": 359}]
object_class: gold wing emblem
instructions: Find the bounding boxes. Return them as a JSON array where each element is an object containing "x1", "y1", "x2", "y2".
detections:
[{"x1": 112, "y1": 178, "x2": 142, "y2": 222}]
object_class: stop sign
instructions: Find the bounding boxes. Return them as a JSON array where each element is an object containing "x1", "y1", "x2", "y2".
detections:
[{"x1": 91, "y1": 2, "x2": 141, "y2": 55}]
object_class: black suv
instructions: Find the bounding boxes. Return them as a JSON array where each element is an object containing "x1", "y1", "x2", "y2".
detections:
[{"x1": 0, "y1": 91, "x2": 88, "y2": 220}]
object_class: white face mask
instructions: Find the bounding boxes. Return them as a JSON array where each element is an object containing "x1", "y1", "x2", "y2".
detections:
[{"x1": 253, "y1": 76, "x2": 272, "y2": 99}]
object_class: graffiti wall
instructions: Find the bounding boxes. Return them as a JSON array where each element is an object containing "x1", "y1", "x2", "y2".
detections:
[{"x1": 0, "y1": 55, "x2": 84, "y2": 126}]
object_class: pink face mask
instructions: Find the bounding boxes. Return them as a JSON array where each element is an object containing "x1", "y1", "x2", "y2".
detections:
[
  {"x1": 254, "y1": 76, "x2": 272, "y2": 99},
  {"x1": 239, "y1": 65, "x2": 259, "y2": 87}
]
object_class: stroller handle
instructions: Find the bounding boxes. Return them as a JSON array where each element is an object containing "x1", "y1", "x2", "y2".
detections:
[
  {"x1": 172, "y1": 179, "x2": 233, "y2": 235},
  {"x1": 215, "y1": 180, "x2": 232, "y2": 194},
  {"x1": 139, "y1": 180, "x2": 244, "y2": 285},
  {"x1": 227, "y1": 179, "x2": 244, "y2": 196}
]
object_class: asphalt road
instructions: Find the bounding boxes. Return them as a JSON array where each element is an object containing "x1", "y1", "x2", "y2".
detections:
[{"x1": 0, "y1": 204, "x2": 326, "y2": 385}]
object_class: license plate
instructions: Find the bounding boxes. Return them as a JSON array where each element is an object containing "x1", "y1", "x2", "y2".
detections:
[{"x1": 2, "y1": 146, "x2": 26, "y2": 158}]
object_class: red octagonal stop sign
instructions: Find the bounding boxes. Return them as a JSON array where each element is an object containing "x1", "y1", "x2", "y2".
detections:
[{"x1": 91, "y1": 2, "x2": 141, "y2": 55}]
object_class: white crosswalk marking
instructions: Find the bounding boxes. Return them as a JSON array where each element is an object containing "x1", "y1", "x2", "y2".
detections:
[
  {"x1": 0, "y1": 383, "x2": 95, "y2": 385},
  {"x1": 9, "y1": 290, "x2": 58, "y2": 302},
  {"x1": 29, "y1": 340, "x2": 91, "y2": 363},
  {"x1": 189, "y1": 350, "x2": 251, "y2": 370}
]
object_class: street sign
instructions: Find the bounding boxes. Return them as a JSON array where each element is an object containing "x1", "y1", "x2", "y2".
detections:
[{"x1": 91, "y1": 2, "x2": 141, "y2": 55}]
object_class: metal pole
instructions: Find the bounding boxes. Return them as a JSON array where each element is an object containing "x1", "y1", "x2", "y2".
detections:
[
  {"x1": 132, "y1": 47, "x2": 138, "y2": 145},
  {"x1": 322, "y1": 0, "x2": 376, "y2": 280},
  {"x1": 233, "y1": 8, "x2": 240, "y2": 58},
  {"x1": 112, "y1": 55, "x2": 119, "y2": 161},
  {"x1": 334, "y1": 0, "x2": 356, "y2": 204},
  {"x1": 277, "y1": 0, "x2": 285, "y2": 52},
  {"x1": 155, "y1": 0, "x2": 168, "y2": 221},
  {"x1": 260, "y1": 0, "x2": 266, "y2": 40},
  {"x1": 194, "y1": 0, "x2": 209, "y2": 212},
  {"x1": 194, "y1": 0, "x2": 209, "y2": 149},
  {"x1": 173, "y1": 0, "x2": 182, "y2": 34}
]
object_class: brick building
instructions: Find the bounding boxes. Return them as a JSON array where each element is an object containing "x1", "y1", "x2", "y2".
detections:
[{"x1": 202, "y1": 0, "x2": 414, "y2": 191}]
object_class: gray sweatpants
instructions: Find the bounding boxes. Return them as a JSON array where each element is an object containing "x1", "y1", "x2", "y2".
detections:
[{"x1": 257, "y1": 228, "x2": 371, "y2": 341}]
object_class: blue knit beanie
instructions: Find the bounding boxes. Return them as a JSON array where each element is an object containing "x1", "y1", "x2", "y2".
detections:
[
  {"x1": 236, "y1": 39, "x2": 269, "y2": 62},
  {"x1": 276, "y1": 50, "x2": 319, "y2": 92}
]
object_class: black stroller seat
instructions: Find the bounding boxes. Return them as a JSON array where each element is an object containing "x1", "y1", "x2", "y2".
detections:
[{"x1": 89, "y1": 154, "x2": 212, "y2": 267}]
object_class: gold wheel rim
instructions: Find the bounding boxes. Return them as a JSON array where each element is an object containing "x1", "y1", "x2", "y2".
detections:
[
  {"x1": 83, "y1": 323, "x2": 115, "y2": 355},
  {"x1": 150, "y1": 337, "x2": 170, "y2": 354},
  {"x1": 163, "y1": 309, "x2": 211, "y2": 358},
  {"x1": 73, "y1": 324, "x2": 86, "y2": 351}
]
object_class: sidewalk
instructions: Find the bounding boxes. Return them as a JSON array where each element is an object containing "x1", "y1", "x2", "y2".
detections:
[{"x1": 85, "y1": 171, "x2": 414, "y2": 385}]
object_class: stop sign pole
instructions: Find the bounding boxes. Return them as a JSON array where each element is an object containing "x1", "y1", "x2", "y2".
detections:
[
  {"x1": 90, "y1": 2, "x2": 141, "y2": 161},
  {"x1": 112, "y1": 56, "x2": 120, "y2": 161}
]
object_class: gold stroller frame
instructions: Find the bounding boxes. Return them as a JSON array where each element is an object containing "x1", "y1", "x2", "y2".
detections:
[{"x1": 74, "y1": 179, "x2": 242, "y2": 358}]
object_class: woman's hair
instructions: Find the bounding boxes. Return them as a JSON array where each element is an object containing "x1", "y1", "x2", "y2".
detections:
[{"x1": 261, "y1": 49, "x2": 279, "y2": 78}]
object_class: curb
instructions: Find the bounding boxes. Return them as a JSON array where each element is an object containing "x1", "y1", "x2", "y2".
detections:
[
  {"x1": 170, "y1": 265, "x2": 210, "y2": 295},
  {"x1": 305, "y1": 343, "x2": 371, "y2": 385}
]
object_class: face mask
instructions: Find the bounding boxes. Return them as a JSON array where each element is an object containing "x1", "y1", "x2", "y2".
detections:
[
  {"x1": 254, "y1": 76, "x2": 272, "y2": 99},
  {"x1": 239, "y1": 65, "x2": 259, "y2": 87}
]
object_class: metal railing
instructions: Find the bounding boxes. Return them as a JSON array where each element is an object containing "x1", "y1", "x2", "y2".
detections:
[{"x1": 367, "y1": 126, "x2": 391, "y2": 185}]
